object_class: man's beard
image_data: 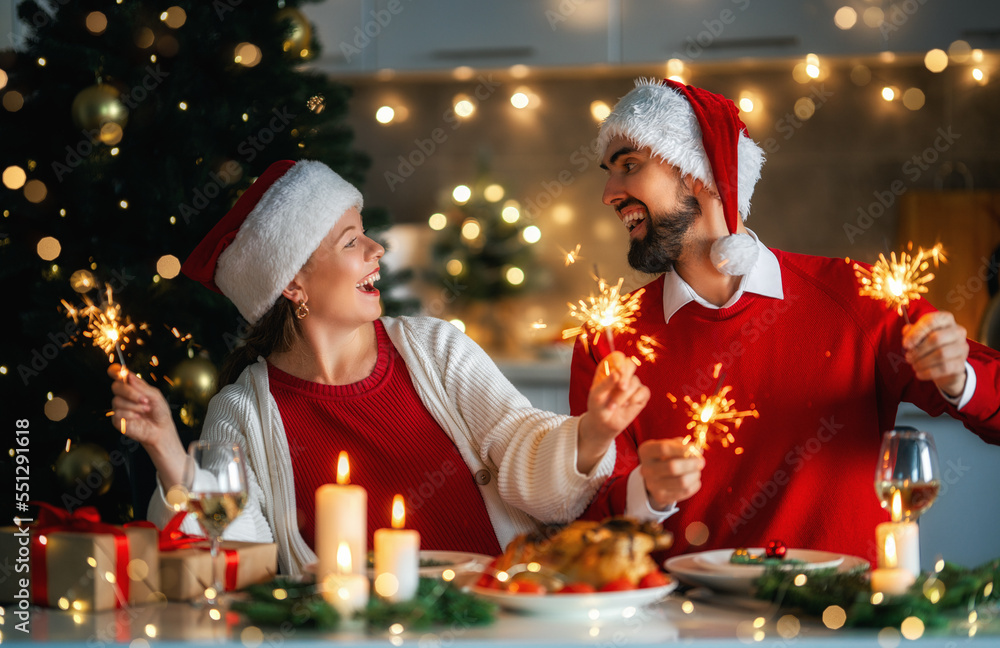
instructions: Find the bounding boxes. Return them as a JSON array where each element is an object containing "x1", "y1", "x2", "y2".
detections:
[{"x1": 627, "y1": 194, "x2": 701, "y2": 274}]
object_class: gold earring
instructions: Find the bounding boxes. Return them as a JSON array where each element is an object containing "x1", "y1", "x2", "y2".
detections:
[{"x1": 295, "y1": 299, "x2": 309, "y2": 319}]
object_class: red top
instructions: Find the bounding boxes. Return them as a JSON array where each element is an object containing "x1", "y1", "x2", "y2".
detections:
[
  {"x1": 269, "y1": 320, "x2": 502, "y2": 556},
  {"x1": 572, "y1": 250, "x2": 1000, "y2": 563}
]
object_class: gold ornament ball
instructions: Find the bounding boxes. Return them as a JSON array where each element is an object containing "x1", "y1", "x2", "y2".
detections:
[
  {"x1": 55, "y1": 443, "x2": 114, "y2": 496},
  {"x1": 70, "y1": 84, "x2": 128, "y2": 144},
  {"x1": 169, "y1": 356, "x2": 219, "y2": 408},
  {"x1": 275, "y1": 7, "x2": 312, "y2": 57}
]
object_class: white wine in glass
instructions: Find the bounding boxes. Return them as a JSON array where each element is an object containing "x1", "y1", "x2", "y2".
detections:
[
  {"x1": 187, "y1": 441, "x2": 249, "y2": 606},
  {"x1": 874, "y1": 427, "x2": 940, "y2": 522}
]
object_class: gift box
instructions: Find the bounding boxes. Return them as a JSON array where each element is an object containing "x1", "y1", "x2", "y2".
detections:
[
  {"x1": 0, "y1": 504, "x2": 161, "y2": 611},
  {"x1": 157, "y1": 512, "x2": 277, "y2": 601},
  {"x1": 159, "y1": 540, "x2": 277, "y2": 601}
]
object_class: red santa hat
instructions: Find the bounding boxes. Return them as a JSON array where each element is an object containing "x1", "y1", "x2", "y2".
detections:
[
  {"x1": 181, "y1": 160, "x2": 363, "y2": 324},
  {"x1": 597, "y1": 78, "x2": 765, "y2": 275}
]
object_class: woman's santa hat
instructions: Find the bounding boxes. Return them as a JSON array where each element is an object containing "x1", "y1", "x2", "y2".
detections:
[
  {"x1": 597, "y1": 78, "x2": 765, "y2": 276},
  {"x1": 181, "y1": 160, "x2": 362, "y2": 324}
]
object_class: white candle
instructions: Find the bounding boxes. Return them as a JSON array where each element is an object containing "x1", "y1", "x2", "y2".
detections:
[
  {"x1": 373, "y1": 495, "x2": 420, "y2": 603},
  {"x1": 871, "y1": 534, "x2": 917, "y2": 595},
  {"x1": 875, "y1": 491, "x2": 920, "y2": 578},
  {"x1": 322, "y1": 541, "x2": 369, "y2": 618},
  {"x1": 315, "y1": 452, "x2": 367, "y2": 580}
]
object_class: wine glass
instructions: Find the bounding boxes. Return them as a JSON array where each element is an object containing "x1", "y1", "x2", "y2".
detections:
[
  {"x1": 874, "y1": 427, "x2": 941, "y2": 522},
  {"x1": 187, "y1": 441, "x2": 249, "y2": 606}
]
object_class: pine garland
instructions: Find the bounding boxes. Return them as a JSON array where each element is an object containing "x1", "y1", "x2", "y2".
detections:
[
  {"x1": 230, "y1": 577, "x2": 496, "y2": 631},
  {"x1": 754, "y1": 558, "x2": 1000, "y2": 628}
]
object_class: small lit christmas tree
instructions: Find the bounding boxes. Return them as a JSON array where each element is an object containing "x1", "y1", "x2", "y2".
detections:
[{"x1": 428, "y1": 170, "x2": 540, "y2": 352}]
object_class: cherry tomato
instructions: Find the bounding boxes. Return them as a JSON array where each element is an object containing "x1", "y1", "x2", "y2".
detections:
[
  {"x1": 598, "y1": 577, "x2": 636, "y2": 592},
  {"x1": 558, "y1": 582, "x2": 597, "y2": 594},
  {"x1": 638, "y1": 571, "x2": 670, "y2": 589},
  {"x1": 508, "y1": 580, "x2": 547, "y2": 595}
]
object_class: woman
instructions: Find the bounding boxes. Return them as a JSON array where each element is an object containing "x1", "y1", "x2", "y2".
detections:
[{"x1": 109, "y1": 160, "x2": 649, "y2": 576}]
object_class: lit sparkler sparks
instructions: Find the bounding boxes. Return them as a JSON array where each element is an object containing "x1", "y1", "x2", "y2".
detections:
[
  {"x1": 62, "y1": 283, "x2": 146, "y2": 373},
  {"x1": 559, "y1": 244, "x2": 583, "y2": 266},
  {"x1": 635, "y1": 334, "x2": 663, "y2": 364},
  {"x1": 667, "y1": 363, "x2": 758, "y2": 456},
  {"x1": 561, "y1": 275, "x2": 645, "y2": 352},
  {"x1": 851, "y1": 243, "x2": 946, "y2": 320}
]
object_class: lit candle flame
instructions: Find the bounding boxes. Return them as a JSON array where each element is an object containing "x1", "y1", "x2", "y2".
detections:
[
  {"x1": 562, "y1": 275, "x2": 645, "y2": 353},
  {"x1": 884, "y1": 532, "x2": 898, "y2": 569},
  {"x1": 852, "y1": 243, "x2": 946, "y2": 316},
  {"x1": 891, "y1": 489, "x2": 902, "y2": 523},
  {"x1": 669, "y1": 364, "x2": 758, "y2": 455},
  {"x1": 336, "y1": 451, "x2": 351, "y2": 485},
  {"x1": 336, "y1": 541, "x2": 352, "y2": 574},
  {"x1": 391, "y1": 494, "x2": 406, "y2": 529}
]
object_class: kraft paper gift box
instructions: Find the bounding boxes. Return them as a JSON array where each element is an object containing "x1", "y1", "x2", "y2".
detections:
[
  {"x1": 159, "y1": 540, "x2": 277, "y2": 601},
  {"x1": 0, "y1": 510, "x2": 160, "y2": 611}
]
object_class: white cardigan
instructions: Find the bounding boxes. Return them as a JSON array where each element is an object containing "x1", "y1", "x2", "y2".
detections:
[{"x1": 148, "y1": 315, "x2": 615, "y2": 575}]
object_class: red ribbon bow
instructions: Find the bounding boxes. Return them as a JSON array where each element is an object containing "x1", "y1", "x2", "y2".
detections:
[
  {"x1": 29, "y1": 502, "x2": 131, "y2": 608},
  {"x1": 159, "y1": 511, "x2": 240, "y2": 591}
]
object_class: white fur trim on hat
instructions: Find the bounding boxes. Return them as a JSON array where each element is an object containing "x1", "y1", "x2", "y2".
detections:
[
  {"x1": 598, "y1": 78, "x2": 765, "y2": 221},
  {"x1": 215, "y1": 161, "x2": 363, "y2": 324},
  {"x1": 710, "y1": 233, "x2": 759, "y2": 276}
]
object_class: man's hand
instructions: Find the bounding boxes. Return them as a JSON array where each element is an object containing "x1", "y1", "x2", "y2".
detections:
[
  {"x1": 638, "y1": 438, "x2": 705, "y2": 510},
  {"x1": 902, "y1": 311, "x2": 970, "y2": 398},
  {"x1": 577, "y1": 351, "x2": 651, "y2": 474}
]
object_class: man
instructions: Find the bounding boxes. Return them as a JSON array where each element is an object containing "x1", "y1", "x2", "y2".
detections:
[{"x1": 570, "y1": 79, "x2": 1000, "y2": 561}]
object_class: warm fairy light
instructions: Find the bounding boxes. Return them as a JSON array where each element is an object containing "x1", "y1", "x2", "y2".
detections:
[
  {"x1": 234, "y1": 42, "x2": 262, "y2": 67},
  {"x1": 336, "y1": 541, "x2": 352, "y2": 573},
  {"x1": 461, "y1": 219, "x2": 481, "y2": 240},
  {"x1": 449, "y1": 319, "x2": 466, "y2": 332},
  {"x1": 37, "y1": 236, "x2": 61, "y2": 261},
  {"x1": 156, "y1": 255, "x2": 181, "y2": 279},
  {"x1": 428, "y1": 212, "x2": 446, "y2": 230},
  {"x1": 391, "y1": 495, "x2": 406, "y2": 529},
  {"x1": 86, "y1": 11, "x2": 107, "y2": 34},
  {"x1": 483, "y1": 184, "x2": 505, "y2": 202},
  {"x1": 834, "y1": 6, "x2": 857, "y2": 29},
  {"x1": 510, "y1": 92, "x2": 529, "y2": 109},
  {"x1": 375, "y1": 106, "x2": 395, "y2": 124},
  {"x1": 446, "y1": 259, "x2": 463, "y2": 276},
  {"x1": 881, "y1": 86, "x2": 896, "y2": 101},
  {"x1": 522, "y1": 225, "x2": 541, "y2": 243},
  {"x1": 590, "y1": 100, "x2": 611, "y2": 122},
  {"x1": 668, "y1": 363, "x2": 758, "y2": 455},
  {"x1": 862, "y1": 6, "x2": 884, "y2": 27},
  {"x1": 738, "y1": 94, "x2": 754, "y2": 112},
  {"x1": 505, "y1": 266, "x2": 525, "y2": 285},
  {"x1": 2, "y1": 165, "x2": 25, "y2": 189},
  {"x1": 161, "y1": 6, "x2": 186, "y2": 28},
  {"x1": 178, "y1": 102, "x2": 188, "y2": 111},
  {"x1": 924, "y1": 49, "x2": 948, "y2": 73},
  {"x1": 852, "y1": 243, "x2": 946, "y2": 316},
  {"x1": 453, "y1": 96, "x2": 475, "y2": 118},
  {"x1": 561, "y1": 244, "x2": 583, "y2": 266},
  {"x1": 501, "y1": 204, "x2": 520, "y2": 223},
  {"x1": 562, "y1": 276, "x2": 645, "y2": 352},
  {"x1": 452, "y1": 185, "x2": 471, "y2": 204},
  {"x1": 336, "y1": 451, "x2": 351, "y2": 485}
]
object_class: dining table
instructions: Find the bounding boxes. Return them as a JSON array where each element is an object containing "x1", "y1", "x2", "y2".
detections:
[{"x1": 6, "y1": 585, "x2": 999, "y2": 647}]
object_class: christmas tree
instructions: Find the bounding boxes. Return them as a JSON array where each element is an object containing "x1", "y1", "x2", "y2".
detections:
[
  {"x1": 0, "y1": 0, "x2": 410, "y2": 523},
  {"x1": 428, "y1": 168, "x2": 540, "y2": 352}
]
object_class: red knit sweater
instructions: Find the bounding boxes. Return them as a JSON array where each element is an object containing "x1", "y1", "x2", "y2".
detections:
[
  {"x1": 269, "y1": 320, "x2": 502, "y2": 556},
  {"x1": 572, "y1": 250, "x2": 1000, "y2": 563}
]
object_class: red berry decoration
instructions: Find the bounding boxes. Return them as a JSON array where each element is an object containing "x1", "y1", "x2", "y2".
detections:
[{"x1": 765, "y1": 539, "x2": 787, "y2": 559}]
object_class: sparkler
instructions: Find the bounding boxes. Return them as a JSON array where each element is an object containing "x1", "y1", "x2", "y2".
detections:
[
  {"x1": 667, "y1": 363, "x2": 758, "y2": 456},
  {"x1": 559, "y1": 244, "x2": 583, "y2": 266},
  {"x1": 62, "y1": 283, "x2": 146, "y2": 376},
  {"x1": 851, "y1": 243, "x2": 946, "y2": 323},
  {"x1": 561, "y1": 275, "x2": 645, "y2": 353}
]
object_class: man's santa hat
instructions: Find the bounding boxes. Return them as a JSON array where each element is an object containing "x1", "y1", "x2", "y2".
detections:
[
  {"x1": 181, "y1": 160, "x2": 362, "y2": 324},
  {"x1": 598, "y1": 78, "x2": 765, "y2": 276}
]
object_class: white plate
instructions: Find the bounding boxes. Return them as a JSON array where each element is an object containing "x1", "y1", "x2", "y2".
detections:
[
  {"x1": 692, "y1": 548, "x2": 845, "y2": 576},
  {"x1": 469, "y1": 581, "x2": 677, "y2": 617},
  {"x1": 666, "y1": 550, "x2": 867, "y2": 594}
]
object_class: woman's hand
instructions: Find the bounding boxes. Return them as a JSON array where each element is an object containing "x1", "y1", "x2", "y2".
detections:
[
  {"x1": 107, "y1": 364, "x2": 188, "y2": 489},
  {"x1": 577, "y1": 351, "x2": 651, "y2": 474}
]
